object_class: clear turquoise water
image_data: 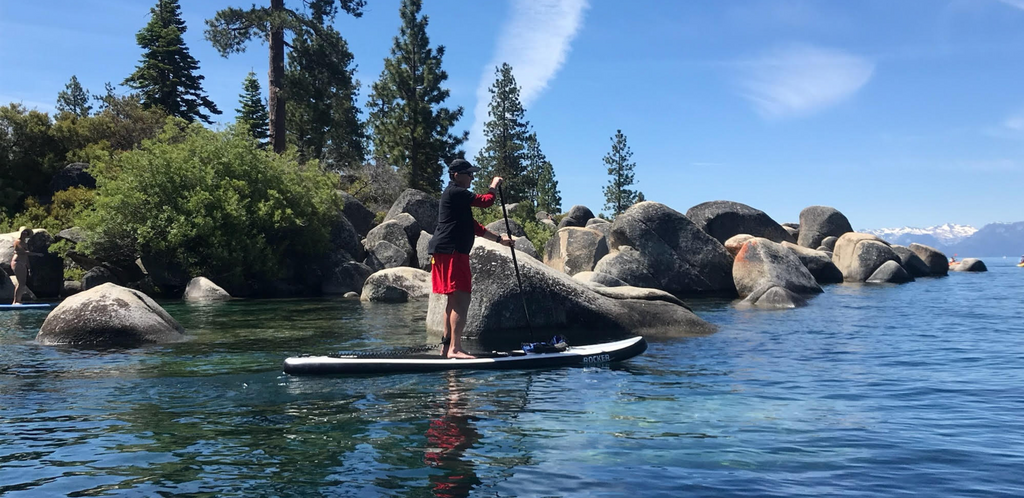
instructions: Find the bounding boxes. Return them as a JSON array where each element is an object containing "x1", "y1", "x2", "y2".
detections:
[{"x1": 2, "y1": 260, "x2": 1024, "y2": 497}]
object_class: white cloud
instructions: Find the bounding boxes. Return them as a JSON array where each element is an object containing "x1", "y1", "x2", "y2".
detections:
[
  {"x1": 467, "y1": 0, "x2": 589, "y2": 156},
  {"x1": 997, "y1": 0, "x2": 1024, "y2": 11},
  {"x1": 1004, "y1": 110, "x2": 1024, "y2": 131},
  {"x1": 736, "y1": 44, "x2": 875, "y2": 119},
  {"x1": 0, "y1": 94, "x2": 56, "y2": 114}
]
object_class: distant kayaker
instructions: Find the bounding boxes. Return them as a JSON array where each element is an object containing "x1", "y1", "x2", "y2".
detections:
[
  {"x1": 428, "y1": 159, "x2": 513, "y2": 359},
  {"x1": 11, "y1": 227, "x2": 42, "y2": 305}
]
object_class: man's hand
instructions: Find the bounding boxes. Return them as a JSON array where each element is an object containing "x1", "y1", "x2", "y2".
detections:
[
  {"x1": 489, "y1": 176, "x2": 503, "y2": 190},
  {"x1": 500, "y1": 234, "x2": 515, "y2": 247}
]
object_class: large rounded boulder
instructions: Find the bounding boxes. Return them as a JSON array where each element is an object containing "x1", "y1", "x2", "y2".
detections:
[
  {"x1": 360, "y1": 267, "x2": 431, "y2": 303},
  {"x1": 832, "y1": 233, "x2": 899, "y2": 282},
  {"x1": 5, "y1": 229, "x2": 63, "y2": 298},
  {"x1": 485, "y1": 219, "x2": 527, "y2": 238},
  {"x1": 37, "y1": 283, "x2": 186, "y2": 346},
  {"x1": 49, "y1": 162, "x2": 96, "y2": 194},
  {"x1": 798, "y1": 206, "x2": 853, "y2": 249},
  {"x1": 363, "y1": 218, "x2": 416, "y2": 267},
  {"x1": 686, "y1": 200, "x2": 793, "y2": 244},
  {"x1": 952, "y1": 258, "x2": 987, "y2": 272},
  {"x1": 543, "y1": 227, "x2": 609, "y2": 276},
  {"x1": 733, "y1": 238, "x2": 822, "y2": 298},
  {"x1": 891, "y1": 246, "x2": 932, "y2": 278},
  {"x1": 866, "y1": 260, "x2": 913, "y2": 283},
  {"x1": 385, "y1": 188, "x2": 438, "y2": 234},
  {"x1": 599, "y1": 202, "x2": 735, "y2": 296},
  {"x1": 328, "y1": 213, "x2": 365, "y2": 262},
  {"x1": 909, "y1": 243, "x2": 949, "y2": 276},
  {"x1": 322, "y1": 260, "x2": 373, "y2": 295},
  {"x1": 183, "y1": 277, "x2": 231, "y2": 301},
  {"x1": 557, "y1": 205, "x2": 595, "y2": 229},
  {"x1": 781, "y1": 242, "x2": 844, "y2": 284},
  {"x1": 426, "y1": 239, "x2": 717, "y2": 343},
  {"x1": 339, "y1": 191, "x2": 375, "y2": 237}
]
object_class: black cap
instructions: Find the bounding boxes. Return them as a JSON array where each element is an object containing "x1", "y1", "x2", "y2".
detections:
[{"x1": 448, "y1": 158, "x2": 481, "y2": 174}]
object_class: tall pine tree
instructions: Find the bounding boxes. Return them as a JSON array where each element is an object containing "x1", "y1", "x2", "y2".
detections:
[
  {"x1": 524, "y1": 132, "x2": 561, "y2": 214},
  {"x1": 473, "y1": 63, "x2": 532, "y2": 202},
  {"x1": 366, "y1": 0, "x2": 467, "y2": 193},
  {"x1": 206, "y1": 0, "x2": 365, "y2": 153},
  {"x1": 285, "y1": 25, "x2": 365, "y2": 170},
  {"x1": 602, "y1": 129, "x2": 639, "y2": 217},
  {"x1": 125, "y1": 0, "x2": 221, "y2": 124},
  {"x1": 236, "y1": 71, "x2": 269, "y2": 143},
  {"x1": 56, "y1": 75, "x2": 92, "y2": 118}
]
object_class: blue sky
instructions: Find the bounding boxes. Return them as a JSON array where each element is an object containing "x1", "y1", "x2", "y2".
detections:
[{"x1": 2, "y1": 0, "x2": 1024, "y2": 229}]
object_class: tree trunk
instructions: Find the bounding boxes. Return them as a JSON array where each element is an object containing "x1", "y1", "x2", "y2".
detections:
[{"x1": 268, "y1": 0, "x2": 286, "y2": 153}]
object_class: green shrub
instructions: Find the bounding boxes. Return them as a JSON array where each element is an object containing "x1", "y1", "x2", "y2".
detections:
[
  {"x1": 79, "y1": 120, "x2": 342, "y2": 287},
  {"x1": 0, "y1": 187, "x2": 94, "y2": 234},
  {"x1": 473, "y1": 205, "x2": 554, "y2": 256}
]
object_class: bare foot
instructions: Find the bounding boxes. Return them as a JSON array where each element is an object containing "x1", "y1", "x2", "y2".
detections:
[{"x1": 447, "y1": 350, "x2": 476, "y2": 359}]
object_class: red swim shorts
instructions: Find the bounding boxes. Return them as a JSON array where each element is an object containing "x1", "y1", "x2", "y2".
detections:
[{"x1": 431, "y1": 252, "x2": 472, "y2": 294}]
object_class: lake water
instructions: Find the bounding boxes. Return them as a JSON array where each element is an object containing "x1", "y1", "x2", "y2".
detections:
[{"x1": 2, "y1": 259, "x2": 1024, "y2": 497}]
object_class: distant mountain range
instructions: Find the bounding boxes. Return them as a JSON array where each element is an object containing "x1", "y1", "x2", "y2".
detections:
[{"x1": 861, "y1": 222, "x2": 1024, "y2": 257}]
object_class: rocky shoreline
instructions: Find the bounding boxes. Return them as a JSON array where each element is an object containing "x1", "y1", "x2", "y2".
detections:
[{"x1": 7, "y1": 191, "x2": 987, "y2": 347}]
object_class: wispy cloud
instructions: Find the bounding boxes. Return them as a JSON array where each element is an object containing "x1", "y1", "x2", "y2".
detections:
[
  {"x1": 1004, "y1": 110, "x2": 1024, "y2": 132},
  {"x1": 997, "y1": 0, "x2": 1024, "y2": 11},
  {"x1": 0, "y1": 94, "x2": 56, "y2": 114},
  {"x1": 736, "y1": 44, "x2": 875, "y2": 119},
  {"x1": 467, "y1": 0, "x2": 589, "y2": 156}
]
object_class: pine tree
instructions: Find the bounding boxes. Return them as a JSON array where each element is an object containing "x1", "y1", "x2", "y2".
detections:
[
  {"x1": 473, "y1": 63, "x2": 532, "y2": 201},
  {"x1": 206, "y1": 0, "x2": 365, "y2": 153},
  {"x1": 125, "y1": 0, "x2": 221, "y2": 124},
  {"x1": 366, "y1": 0, "x2": 466, "y2": 193},
  {"x1": 56, "y1": 75, "x2": 92, "y2": 118},
  {"x1": 285, "y1": 25, "x2": 365, "y2": 170},
  {"x1": 236, "y1": 71, "x2": 269, "y2": 143},
  {"x1": 525, "y1": 132, "x2": 561, "y2": 214},
  {"x1": 602, "y1": 129, "x2": 639, "y2": 217}
]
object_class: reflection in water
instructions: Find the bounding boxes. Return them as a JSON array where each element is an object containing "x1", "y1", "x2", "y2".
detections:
[{"x1": 424, "y1": 372, "x2": 481, "y2": 498}]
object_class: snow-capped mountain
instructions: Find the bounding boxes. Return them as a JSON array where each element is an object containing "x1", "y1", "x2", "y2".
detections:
[{"x1": 860, "y1": 223, "x2": 977, "y2": 247}]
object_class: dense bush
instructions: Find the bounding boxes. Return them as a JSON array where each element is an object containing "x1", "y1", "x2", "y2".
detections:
[
  {"x1": 0, "y1": 187, "x2": 95, "y2": 234},
  {"x1": 0, "y1": 104, "x2": 68, "y2": 215},
  {"x1": 79, "y1": 120, "x2": 343, "y2": 287}
]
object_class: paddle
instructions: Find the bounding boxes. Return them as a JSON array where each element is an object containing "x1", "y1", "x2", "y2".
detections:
[{"x1": 496, "y1": 183, "x2": 536, "y2": 343}]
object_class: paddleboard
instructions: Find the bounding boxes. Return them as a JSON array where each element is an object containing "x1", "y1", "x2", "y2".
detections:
[
  {"x1": 1018, "y1": 263, "x2": 1024, "y2": 267},
  {"x1": 283, "y1": 336, "x2": 648, "y2": 375},
  {"x1": 0, "y1": 303, "x2": 54, "y2": 311}
]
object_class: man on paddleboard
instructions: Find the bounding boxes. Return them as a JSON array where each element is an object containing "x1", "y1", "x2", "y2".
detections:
[{"x1": 428, "y1": 159, "x2": 513, "y2": 358}]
